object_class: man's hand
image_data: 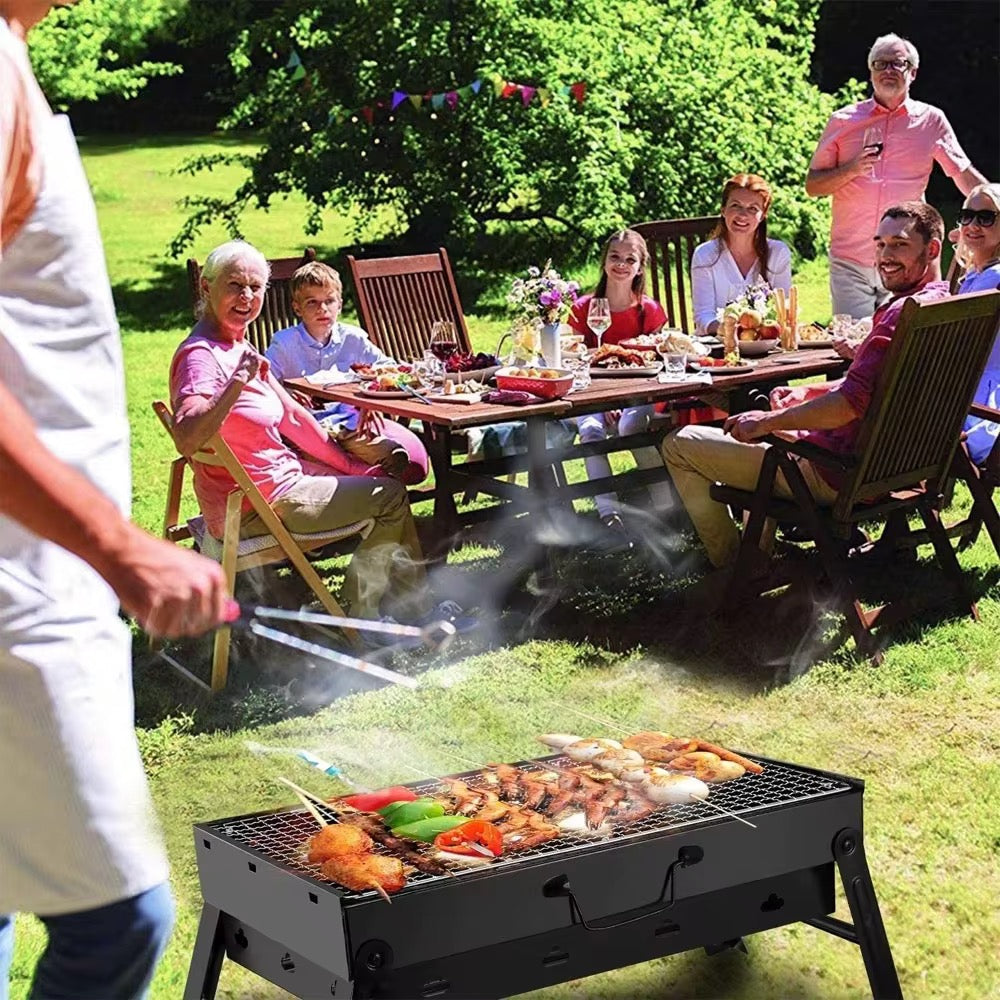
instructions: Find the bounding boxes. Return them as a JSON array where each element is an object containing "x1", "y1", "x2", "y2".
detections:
[
  {"x1": 102, "y1": 526, "x2": 230, "y2": 639},
  {"x1": 832, "y1": 336, "x2": 857, "y2": 361},
  {"x1": 724, "y1": 409, "x2": 773, "y2": 443}
]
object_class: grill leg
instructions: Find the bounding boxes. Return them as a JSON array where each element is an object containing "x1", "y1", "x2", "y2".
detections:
[
  {"x1": 183, "y1": 904, "x2": 226, "y2": 1000},
  {"x1": 813, "y1": 827, "x2": 903, "y2": 1000}
]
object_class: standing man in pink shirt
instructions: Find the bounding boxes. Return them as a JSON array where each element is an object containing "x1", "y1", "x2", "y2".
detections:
[{"x1": 806, "y1": 33, "x2": 986, "y2": 318}]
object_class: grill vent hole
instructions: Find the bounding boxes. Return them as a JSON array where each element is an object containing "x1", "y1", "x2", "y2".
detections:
[
  {"x1": 654, "y1": 922, "x2": 680, "y2": 937},
  {"x1": 761, "y1": 893, "x2": 784, "y2": 912},
  {"x1": 202, "y1": 840, "x2": 211, "y2": 849},
  {"x1": 309, "y1": 892, "x2": 319, "y2": 904},
  {"x1": 421, "y1": 979, "x2": 450, "y2": 997},
  {"x1": 280, "y1": 953, "x2": 296, "y2": 972},
  {"x1": 542, "y1": 948, "x2": 569, "y2": 967},
  {"x1": 247, "y1": 862, "x2": 257, "y2": 873},
  {"x1": 234, "y1": 928, "x2": 248, "y2": 949}
]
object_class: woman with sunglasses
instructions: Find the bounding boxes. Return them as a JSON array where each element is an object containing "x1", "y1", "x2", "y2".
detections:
[{"x1": 954, "y1": 183, "x2": 1000, "y2": 464}]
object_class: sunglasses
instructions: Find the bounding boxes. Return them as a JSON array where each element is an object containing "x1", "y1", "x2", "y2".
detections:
[
  {"x1": 870, "y1": 58, "x2": 912, "y2": 72},
  {"x1": 957, "y1": 209, "x2": 999, "y2": 228}
]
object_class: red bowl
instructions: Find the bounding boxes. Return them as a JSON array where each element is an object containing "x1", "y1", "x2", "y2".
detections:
[{"x1": 495, "y1": 368, "x2": 574, "y2": 400}]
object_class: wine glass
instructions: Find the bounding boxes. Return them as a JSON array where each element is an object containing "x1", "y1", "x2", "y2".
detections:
[
  {"x1": 862, "y1": 125, "x2": 884, "y2": 176},
  {"x1": 587, "y1": 297, "x2": 611, "y2": 351},
  {"x1": 429, "y1": 320, "x2": 458, "y2": 364}
]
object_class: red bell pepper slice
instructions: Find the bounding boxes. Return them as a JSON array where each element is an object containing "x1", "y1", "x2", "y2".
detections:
[
  {"x1": 339, "y1": 786, "x2": 417, "y2": 812},
  {"x1": 433, "y1": 819, "x2": 504, "y2": 858}
]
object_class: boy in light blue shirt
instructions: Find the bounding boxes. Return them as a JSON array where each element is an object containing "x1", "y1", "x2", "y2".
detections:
[{"x1": 266, "y1": 262, "x2": 428, "y2": 481}]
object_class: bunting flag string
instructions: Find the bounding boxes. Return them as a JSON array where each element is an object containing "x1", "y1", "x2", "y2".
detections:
[{"x1": 282, "y1": 51, "x2": 587, "y2": 128}]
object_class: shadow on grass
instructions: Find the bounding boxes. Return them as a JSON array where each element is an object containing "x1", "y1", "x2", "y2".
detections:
[
  {"x1": 76, "y1": 132, "x2": 253, "y2": 158},
  {"x1": 132, "y1": 509, "x2": 1000, "y2": 736},
  {"x1": 112, "y1": 258, "x2": 191, "y2": 332}
]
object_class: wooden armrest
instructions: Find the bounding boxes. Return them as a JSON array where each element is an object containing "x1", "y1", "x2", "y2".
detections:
[
  {"x1": 969, "y1": 402, "x2": 1000, "y2": 424},
  {"x1": 761, "y1": 434, "x2": 857, "y2": 472}
]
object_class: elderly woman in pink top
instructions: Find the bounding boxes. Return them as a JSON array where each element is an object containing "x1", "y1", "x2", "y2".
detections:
[
  {"x1": 169, "y1": 240, "x2": 428, "y2": 622},
  {"x1": 807, "y1": 32, "x2": 986, "y2": 319}
]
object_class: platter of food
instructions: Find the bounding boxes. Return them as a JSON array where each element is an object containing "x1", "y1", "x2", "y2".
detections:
[
  {"x1": 690, "y1": 358, "x2": 755, "y2": 375},
  {"x1": 495, "y1": 366, "x2": 573, "y2": 400},
  {"x1": 443, "y1": 351, "x2": 502, "y2": 383},
  {"x1": 349, "y1": 362, "x2": 414, "y2": 382},
  {"x1": 798, "y1": 336, "x2": 835, "y2": 349},
  {"x1": 737, "y1": 340, "x2": 777, "y2": 358},
  {"x1": 357, "y1": 384, "x2": 418, "y2": 399},
  {"x1": 589, "y1": 343, "x2": 662, "y2": 376}
]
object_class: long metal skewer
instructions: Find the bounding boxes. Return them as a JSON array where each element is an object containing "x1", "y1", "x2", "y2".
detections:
[
  {"x1": 543, "y1": 699, "x2": 634, "y2": 736},
  {"x1": 247, "y1": 621, "x2": 419, "y2": 689}
]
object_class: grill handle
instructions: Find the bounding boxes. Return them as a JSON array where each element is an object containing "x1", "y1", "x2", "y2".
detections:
[{"x1": 542, "y1": 844, "x2": 704, "y2": 932}]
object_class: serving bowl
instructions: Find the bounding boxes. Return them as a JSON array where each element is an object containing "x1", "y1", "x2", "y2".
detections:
[
  {"x1": 737, "y1": 339, "x2": 775, "y2": 358},
  {"x1": 495, "y1": 367, "x2": 574, "y2": 400}
]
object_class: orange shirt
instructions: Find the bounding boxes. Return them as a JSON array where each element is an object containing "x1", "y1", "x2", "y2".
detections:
[{"x1": 1, "y1": 18, "x2": 47, "y2": 252}]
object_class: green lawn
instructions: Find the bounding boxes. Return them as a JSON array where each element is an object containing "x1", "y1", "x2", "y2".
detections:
[{"x1": 6, "y1": 136, "x2": 999, "y2": 1000}]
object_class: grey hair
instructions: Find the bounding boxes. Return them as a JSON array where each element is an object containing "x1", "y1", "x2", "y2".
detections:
[
  {"x1": 868, "y1": 33, "x2": 919, "y2": 69},
  {"x1": 201, "y1": 240, "x2": 270, "y2": 284}
]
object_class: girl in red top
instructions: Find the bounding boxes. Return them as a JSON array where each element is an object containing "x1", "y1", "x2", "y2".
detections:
[{"x1": 567, "y1": 229, "x2": 673, "y2": 531}]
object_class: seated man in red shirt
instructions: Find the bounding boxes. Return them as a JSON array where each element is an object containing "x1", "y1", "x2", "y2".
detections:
[{"x1": 660, "y1": 201, "x2": 949, "y2": 569}]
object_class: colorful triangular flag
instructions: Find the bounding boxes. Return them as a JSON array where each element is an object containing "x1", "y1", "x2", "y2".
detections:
[
  {"x1": 538, "y1": 87, "x2": 552, "y2": 108},
  {"x1": 445, "y1": 91, "x2": 458, "y2": 110},
  {"x1": 471, "y1": 79, "x2": 482, "y2": 94},
  {"x1": 520, "y1": 85, "x2": 536, "y2": 107},
  {"x1": 408, "y1": 94, "x2": 423, "y2": 110},
  {"x1": 391, "y1": 90, "x2": 407, "y2": 110},
  {"x1": 360, "y1": 106, "x2": 374, "y2": 124},
  {"x1": 430, "y1": 93, "x2": 446, "y2": 110},
  {"x1": 570, "y1": 81, "x2": 587, "y2": 104}
]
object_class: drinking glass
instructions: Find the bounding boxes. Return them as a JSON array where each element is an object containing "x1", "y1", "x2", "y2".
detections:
[
  {"x1": 862, "y1": 125, "x2": 884, "y2": 176},
  {"x1": 568, "y1": 350, "x2": 591, "y2": 391},
  {"x1": 429, "y1": 320, "x2": 459, "y2": 363},
  {"x1": 587, "y1": 297, "x2": 611, "y2": 350},
  {"x1": 411, "y1": 357, "x2": 435, "y2": 388},
  {"x1": 422, "y1": 347, "x2": 444, "y2": 380},
  {"x1": 663, "y1": 351, "x2": 687, "y2": 376}
]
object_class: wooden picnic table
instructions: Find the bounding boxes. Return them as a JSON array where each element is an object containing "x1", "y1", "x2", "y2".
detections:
[{"x1": 286, "y1": 349, "x2": 847, "y2": 551}]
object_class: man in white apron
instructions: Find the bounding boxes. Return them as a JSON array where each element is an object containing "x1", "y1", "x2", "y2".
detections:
[{"x1": 0, "y1": 3, "x2": 230, "y2": 996}]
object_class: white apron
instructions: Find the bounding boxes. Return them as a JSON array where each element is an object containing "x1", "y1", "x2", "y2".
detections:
[{"x1": 0, "y1": 26, "x2": 168, "y2": 915}]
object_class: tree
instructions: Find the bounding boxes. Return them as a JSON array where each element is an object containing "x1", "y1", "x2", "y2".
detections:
[
  {"x1": 28, "y1": 0, "x2": 184, "y2": 105},
  {"x1": 173, "y1": 0, "x2": 861, "y2": 265}
]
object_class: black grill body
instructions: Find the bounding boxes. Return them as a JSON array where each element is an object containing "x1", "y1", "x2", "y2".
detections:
[{"x1": 184, "y1": 755, "x2": 902, "y2": 999}]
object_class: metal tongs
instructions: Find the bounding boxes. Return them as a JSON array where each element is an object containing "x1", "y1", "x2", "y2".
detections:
[{"x1": 222, "y1": 600, "x2": 457, "y2": 690}]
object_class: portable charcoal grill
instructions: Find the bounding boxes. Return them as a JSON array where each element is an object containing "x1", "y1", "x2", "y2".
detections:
[{"x1": 184, "y1": 753, "x2": 902, "y2": 999}]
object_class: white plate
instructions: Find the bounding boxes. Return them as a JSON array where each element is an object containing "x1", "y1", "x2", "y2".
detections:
[
  {"x1": 590, "y1": 364, "x2": 663, "y2": 378},
  {"x1": 798, "y1": 337, "x2": 835, "y2": 349}
]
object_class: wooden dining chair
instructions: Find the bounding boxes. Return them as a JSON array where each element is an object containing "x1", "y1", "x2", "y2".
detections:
[
  {"x1": 152, "y1": 400, "x2": 371, "y2": 693},
  {"x1": 708, "y1": 289, "x2": 1000, "y2": 659},
  {"x1": 630, "y1": 216, "x2": 719, "y2": 334},
  {"x1": 186, "y1": 248, "x2": 317, "y2": 355},
  {"x1": 346, "y1": 248, "x2": 472, "y2": 361}
]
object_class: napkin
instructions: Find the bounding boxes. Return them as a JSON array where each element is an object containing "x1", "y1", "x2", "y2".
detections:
[
  {"x1": 302, "y1": 368, "x2": 356, "y2": 386},
  {"x1": 657, "y1": 371, "x2": 713, "y2": 385},
  {"x1": 481, "y1": 389, "x2": 541, "y2": 406}
]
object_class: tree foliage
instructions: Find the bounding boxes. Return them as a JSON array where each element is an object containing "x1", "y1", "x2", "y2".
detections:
[
  {"x1": 174, "y1": 0, "x2": 862, "y2": 264},
  {"x1": 28, "y1": 0, "x2": 184, "y2": 105}
]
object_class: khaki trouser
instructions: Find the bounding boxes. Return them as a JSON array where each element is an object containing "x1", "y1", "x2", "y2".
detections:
[
  {"x1": 243, "y1": 474, "x2": 428, "y2": 620},
  {"x1": 660, "y1": 425, "x2": 840, "y2": 567}
]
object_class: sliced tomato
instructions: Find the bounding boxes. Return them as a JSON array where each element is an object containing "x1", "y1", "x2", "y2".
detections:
[
  {"x1": 433, "y1": 819, "x2": 504, "y2": 858},
  {"x1": 340, "y1": 786, "x2": 417, "y2": 812}
]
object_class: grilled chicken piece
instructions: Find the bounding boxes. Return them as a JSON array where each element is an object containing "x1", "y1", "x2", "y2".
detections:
[
  {"x1": 307, "y1": 824, "x2": 374, "y2": 864},
  {"x1": 667, "y1": 751, "x2": 721, "y2": 772},
  {"x1": 688, "y1": 760, "x2": 746, "y2": 783},
  {"x1": 505, "y1": 812, "x2": 561, "y2": 851},
  {"x1": 344, "y1": 815, "x2": 449, "y2": 877},
  {"x1": 320, "y1": 853, "x2": 406, "y2": 896},
  {"x1": 475, "y1": 790, "x2": 511, "y2": 823}
]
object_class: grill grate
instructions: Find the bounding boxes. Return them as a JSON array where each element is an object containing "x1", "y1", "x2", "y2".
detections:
[{"x1": 206, "y1": 756, "x2": 851, "y2": 901}]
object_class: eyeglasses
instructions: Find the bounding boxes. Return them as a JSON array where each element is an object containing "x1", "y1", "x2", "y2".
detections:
[
  {"x1": 957, "y1": 209, "x2": 998, "y2": 228},
  {"x1": 870, "y1": 58, "x2": 912, "y2": 72}
]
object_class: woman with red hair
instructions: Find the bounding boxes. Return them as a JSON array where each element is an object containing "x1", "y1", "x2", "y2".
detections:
[{"x1": 691, "y1": 173, "x2": 792, "y2": 336}]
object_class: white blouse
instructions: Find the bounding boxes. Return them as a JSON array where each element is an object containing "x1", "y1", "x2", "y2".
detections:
[{"x1": 690, "y1": 238, "x2": 793, "y2": 334}]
